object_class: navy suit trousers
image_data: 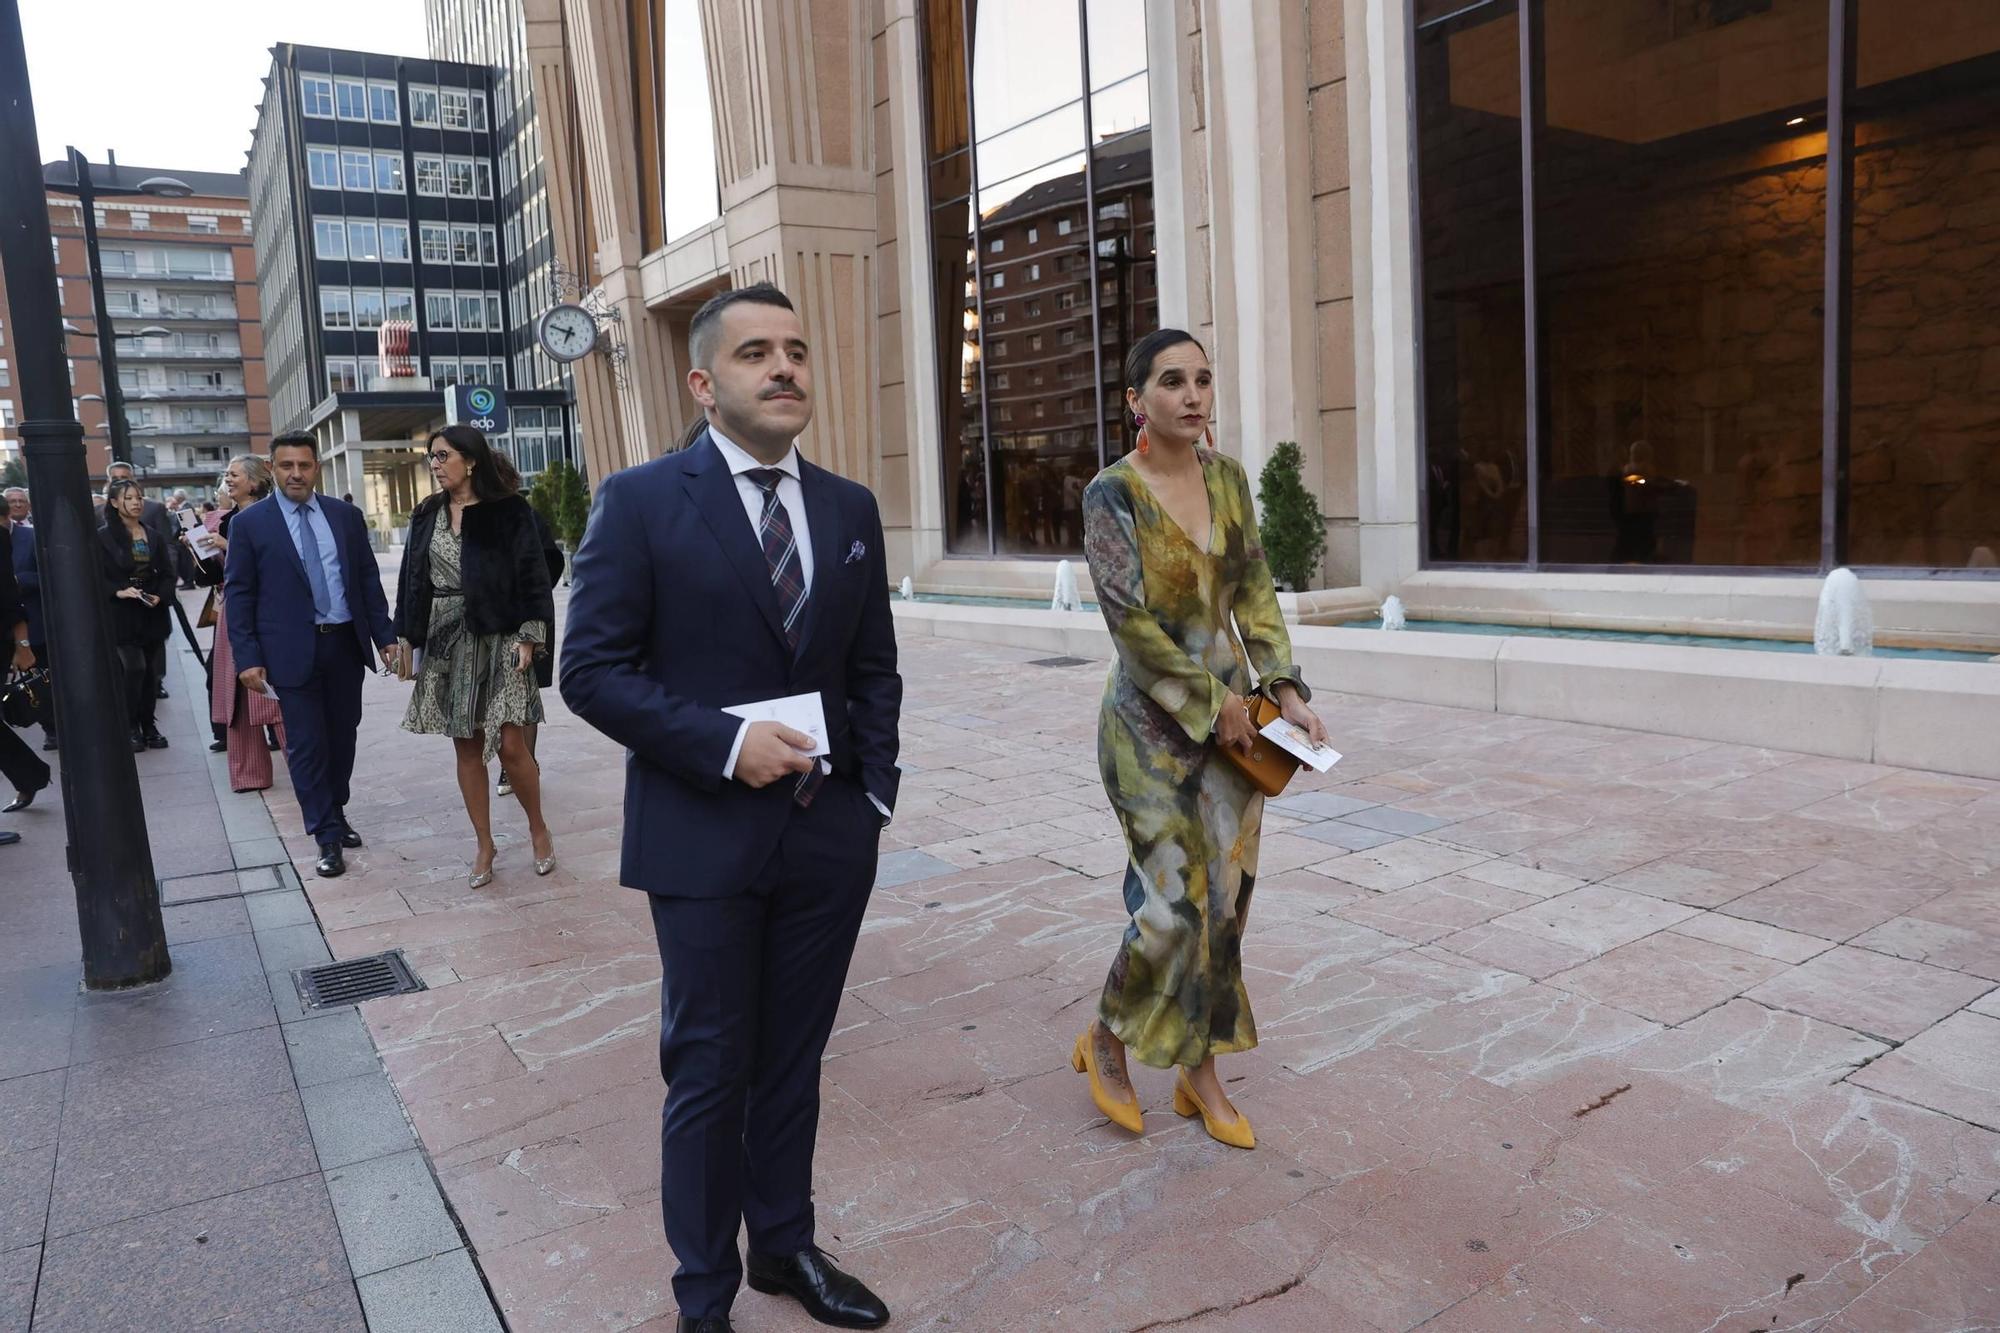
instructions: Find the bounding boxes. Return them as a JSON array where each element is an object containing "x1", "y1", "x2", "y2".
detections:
[
  {"x1": 647, "y1": 774, "x2": 881, "y2": 1317},
  {"x1": 277, "y1": 626, "x2": 364, "y2": 846}
]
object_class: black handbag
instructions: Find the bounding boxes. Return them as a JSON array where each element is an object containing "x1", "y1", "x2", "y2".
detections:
[{"x1": 1, "y1": 668, "x2": 47, "y2": 731}]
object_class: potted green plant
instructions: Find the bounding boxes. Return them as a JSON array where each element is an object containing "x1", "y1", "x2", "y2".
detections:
[{"x1": 1256, "y1": 441, "x2": 1326, "y2": 593}]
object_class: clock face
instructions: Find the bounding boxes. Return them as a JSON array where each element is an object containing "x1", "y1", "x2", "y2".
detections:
[{"x1": 538, "y1": 304, "x2": 599, "y2": 363}]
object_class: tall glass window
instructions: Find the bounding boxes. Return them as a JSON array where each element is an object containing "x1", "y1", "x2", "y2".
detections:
[
  {"x1": 922, "y1": 0, "x2": 1156, "y2": 557},
  {"x1": 1412, "y1": 0, "x2": 2000, "y2": 575},
  {"x1": 1845, "y1": 3, "x2": 2000, "y2": 568}
]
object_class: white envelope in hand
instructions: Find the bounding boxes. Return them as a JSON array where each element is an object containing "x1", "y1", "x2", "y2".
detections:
[{"x1": 723, "y1": 692, "x2": 830, "y2": 757}]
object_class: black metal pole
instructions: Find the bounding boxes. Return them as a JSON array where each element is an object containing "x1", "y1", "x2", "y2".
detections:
[
  {"x1": 69, "y1": 147, "x2": 136, "y2": 470},
  {"x1": 0, "y1": 0, "x2": 169, "y2": 988}
]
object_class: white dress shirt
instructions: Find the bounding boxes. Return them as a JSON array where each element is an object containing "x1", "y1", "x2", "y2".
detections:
[{"x1": 709, "y1": 426, "x2": 889, "y2": 823}]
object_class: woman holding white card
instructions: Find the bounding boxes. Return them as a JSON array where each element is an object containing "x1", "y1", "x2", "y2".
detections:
[
  {"x1": 1072, "y1": 328, "x2": 1329, "y2": 1150},
  {"x1": 393, "y1": 425, "x2": 557, "y2": 887}
]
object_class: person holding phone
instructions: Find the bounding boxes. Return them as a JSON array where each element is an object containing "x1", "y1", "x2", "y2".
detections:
[{"x1": 100, "y1": 478, "x2": 177, "y2": 751}]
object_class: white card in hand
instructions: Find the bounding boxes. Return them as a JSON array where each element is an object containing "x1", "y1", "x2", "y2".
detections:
[
  {"x1": 723, "y1": 692, "x2": 830, "y2": 757},
  {"x1": 1258, "y1": 718, "x2": 1342, "y2": 773},
  {"x1": 256, "y1": 681, "x2": 280, "y2": 702}
]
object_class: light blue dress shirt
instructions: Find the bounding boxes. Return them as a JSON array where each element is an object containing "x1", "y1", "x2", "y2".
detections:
[{"x1": 285, "y1": 495, "x2": 352, "y2": 625}]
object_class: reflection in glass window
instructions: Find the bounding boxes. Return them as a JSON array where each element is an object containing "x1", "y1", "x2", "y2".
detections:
[
  {"x1": 1414, "y1": 1, "x2": 1525, "y2": 563},
  {"x1": 661, "y1": 0, "x2": 723, "y2": 242},
  {"x1": 1846, "y1": 3, "x2": 2000, "y2": 568},
  {"x1": 923, "y1": 0, "x2": 1156, "y2": 556}
]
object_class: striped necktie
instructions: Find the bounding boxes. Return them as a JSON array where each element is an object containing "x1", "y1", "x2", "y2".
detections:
[{"x1": 744, "y1": 467, "x2": 823, "y2": 806}]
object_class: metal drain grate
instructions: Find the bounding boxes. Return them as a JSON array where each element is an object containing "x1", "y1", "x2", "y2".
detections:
[
  {"x1": 1026, "y1": 656, "x2": 1094, "y2": 668},
  {"x1": 295, "y1": 951, "x2": 425, "y2": 1010}
]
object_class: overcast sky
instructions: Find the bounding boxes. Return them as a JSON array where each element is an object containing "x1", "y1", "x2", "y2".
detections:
[{"x1": 22, "y1": 0, "x2": 431, "y2": 176}]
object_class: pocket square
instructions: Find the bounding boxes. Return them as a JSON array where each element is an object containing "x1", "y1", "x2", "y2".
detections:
[{"x1": 845, "y1": 540, "x2": 867, "y2": 565}]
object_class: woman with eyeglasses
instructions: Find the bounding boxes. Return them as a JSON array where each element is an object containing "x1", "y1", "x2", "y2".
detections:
[
  {"x1": 99, "y1": 478, "x2": 178, "y2": 752},
  {"x1": 393, "y1": 425, "x2": 558, "y2": 887}
]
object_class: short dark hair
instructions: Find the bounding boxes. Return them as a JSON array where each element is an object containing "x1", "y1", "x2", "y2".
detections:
[
  {"x1": 688, "y1": 281, "x2": 796, "y2": 370},
  {"x1": 427, "y1": 424, "x2": 515, "y2": 502},
  {"x1": 271, "y1": 431, "x2": 318, "y2": 458},
  {"x1": 1124, "y1": 328, "x2": 1206, "y2": 394}
]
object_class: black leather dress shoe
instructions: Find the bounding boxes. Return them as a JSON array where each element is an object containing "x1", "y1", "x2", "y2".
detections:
[
  {"x1": 339, "y1": 827, "x2": 363, "y2": 849},
  {"x1": 746, "y1": 1248, "x2": 889, "y2": 1329},
  {"x1": 3, "y1": 782, "x2": 45, "y2": 813},
  {"x1": 0, "y1": 831, "x2": 20, "y2": 847},
  {"x1": 676, "y1": 1318, "x2": 733, "y2": 1333},
  {"x1": 315, "y1": 845, "x2": 345, "y2": 878}
]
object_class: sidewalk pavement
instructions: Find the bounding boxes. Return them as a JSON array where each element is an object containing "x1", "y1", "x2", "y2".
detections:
[
  {"x1": 1, "y1": 590, "x2": 504, "y2": 1333},
  {"x1": 10, "y1": 565, "x2": 2000, "y2": 1331},
  {"x1": 270, "y1": 574, "x2": 2000, "y2": 1331}
]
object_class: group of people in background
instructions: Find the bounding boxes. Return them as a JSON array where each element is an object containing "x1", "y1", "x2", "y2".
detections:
[{"x1": 0, "y1": 428, "x2": 565, "y2": 881}]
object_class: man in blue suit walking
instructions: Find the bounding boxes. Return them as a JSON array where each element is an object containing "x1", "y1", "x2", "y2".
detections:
[
  {"x1": 224, "y1": 432, "x2": 398, "y2": 877},
  {"x1": 561, "y1": 284, "x2": 901, "y2": 1333}
]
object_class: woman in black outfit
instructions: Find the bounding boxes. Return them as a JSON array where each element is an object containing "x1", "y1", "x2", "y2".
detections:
[
  {"x1": 100, "y1": 478, "x2": 177, "y2": 751},
  {"x1": 392, "y1": 425, "x2": 557, "y2": 886}
]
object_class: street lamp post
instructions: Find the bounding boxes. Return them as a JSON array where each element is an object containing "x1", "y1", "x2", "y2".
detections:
[
  {"x1": 48, "y1": 156, "x2": 190, "y2": 477},
  {"x1": 0, "y1": 0, "x2": 169, "y2": 987}
]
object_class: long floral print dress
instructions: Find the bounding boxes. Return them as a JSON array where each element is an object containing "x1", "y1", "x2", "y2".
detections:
[{"x1": 1081, "y1": 447, "x2": 1307, "y2": 1070}]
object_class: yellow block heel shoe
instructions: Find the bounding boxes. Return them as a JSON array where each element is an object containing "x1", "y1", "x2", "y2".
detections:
[
  {"x1": 1071, "y1": 1030, "x2": 1145, "y2": 1134},
  {"x1": 1173, "y1": 1071, "x2": 1255, "y2": 1149}
]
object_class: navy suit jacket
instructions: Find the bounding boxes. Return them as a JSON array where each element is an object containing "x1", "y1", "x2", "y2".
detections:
[
  {"x1": 223, "y1": 493, "x2": 393, "y2": 688},
  {"x1": 8, "y1": 524, "x2": 39, "y2": 645},
  {"x1": 559, "y1": 431, "x2": 902, "y2": 898}
]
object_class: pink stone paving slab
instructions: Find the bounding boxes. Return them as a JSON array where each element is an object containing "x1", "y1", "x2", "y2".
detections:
[
  {"x1": 1515, "y1": 1168, "x2": 1904, "y2": 1332},
  {"x1": 1489, "y1": 883, "x2": 1701, "y2": 956},
  {"x1": 1722, "y1": 858, "x2": 1955, "y2": 942},
  {"x1": 1822, "y1": 1205, "x2": 2000, "y2": 1331},
  {"x1": 1434, "y1": 920, "x2": 1600, "y2": 979},
  {"x1": 1699, "y1": 1085, "x2": 2000, "y2": 1253},
  {"x1": 1311, "y1": 837, "x2": 1493, "y2": 892},
  {"x1": 1332, "y1": 874, "x2": 1539, "y2": 944},
  {"x1": 1744, "y1": 945, "x2": 1997, "y2": 1044},
  {"x1": 1545, "y1": 931, "x2": 1790, "y2": 1025},
  {"x1": 1628, "y1": 999, "x2": 1889, "y2": 1114},
  {"x1": 1667, "y1": 910, "x2": 1834, "y2": 965},
  {"x1": 1848, "y1": 1011, "x2": 2000, "y2": 1132},
  {"x1": 1381, "y1": 983, "x2": 1661, "y2": 1089},
  {"x1": 1851, "y1": 915, "x2": 2000, "y2": 982}
]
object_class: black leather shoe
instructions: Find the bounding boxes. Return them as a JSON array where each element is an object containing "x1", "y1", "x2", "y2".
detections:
[
  {"x1": 208, "y1": 739, "x2": 228, "y2": 753},
  {"x1": 676, "y1": 1318, "x2": 733, "y2": 1333},
  {"x1": 339, "y1": 827, "x2": 363, "y2": 849},
  {"x1": 3, "y1": 782, "x2": 45, "y2": 813},
  {"x1": 157, "y1": 682, "x2": 169, "y2": 699},
  {"x1": 0, "y1": 831, "x2": 20, "y2": 847},
  {"x1": 746, "y1": 1248, "x2": 888, "y2": 1329},
  {"x1": 315, "y1": 845, "x2": 345, "y2": 878},
  {"x1": 129, "y1": 727, "x2": 147, "y2": 753},
  {"x1": 41, "y1": 735, "x2": 57, "y2": 752},
  {"x1": 142, "y1": 725, "x2": 169, "y2": 750}
]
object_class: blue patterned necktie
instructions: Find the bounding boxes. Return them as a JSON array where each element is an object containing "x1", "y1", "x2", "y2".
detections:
[
  {"x1": 294, "y1": 501, "x2": 334, "y2": 620},
  {"x1": 743, "y1": 467, "x2": 823, "y2": 807}
]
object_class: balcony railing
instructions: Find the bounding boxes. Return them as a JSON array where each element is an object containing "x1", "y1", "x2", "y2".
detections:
[
  {"x1": 112, "y1": 308, "x2": 237, "y2": 323},
  {"x1": 118, "y1": 345, "x2": 240, "y2": 360},
  {"x1": 97, "y1": 265, "x2": 234, "y2": 283},
  {"x1": 122, "y1": 385, "x2": 247, "y2": 401}
]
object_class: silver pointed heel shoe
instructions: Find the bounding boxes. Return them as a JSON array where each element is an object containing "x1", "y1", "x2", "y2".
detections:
[
  {"x1": 469, "y1": 867, "x2": 495, "y2": 888},
  {"x1": 534, "y1": 854, "x2": 557, "y2": 877}
]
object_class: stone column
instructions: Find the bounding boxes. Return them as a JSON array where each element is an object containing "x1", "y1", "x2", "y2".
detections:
[
  {"x1": 701, "y1": 0, "x2": 879, "y2": 490},
  {"x1": 528, "y1": 0, "x2": 693, "y2": 483}
]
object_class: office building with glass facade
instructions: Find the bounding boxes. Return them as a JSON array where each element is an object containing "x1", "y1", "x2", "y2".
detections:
[
  {"x1": 529, "y1": 0, "x2": 1997, "y2": 645},
  {"x1": 248, "y1": 42, "x2": 571, "y2": 514}
]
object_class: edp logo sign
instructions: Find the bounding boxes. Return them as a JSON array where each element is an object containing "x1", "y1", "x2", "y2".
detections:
[{"x1": 446, "y1": 385, "x2": 510, "y2": 436}]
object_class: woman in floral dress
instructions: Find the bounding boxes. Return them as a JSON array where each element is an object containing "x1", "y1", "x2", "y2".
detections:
[
  {"x1": 393, "y1": 425, "x2": 557, "y2": 887},
  {"x1": 1072, "y1": 329, "x2": 1329, "y2": 1149}
]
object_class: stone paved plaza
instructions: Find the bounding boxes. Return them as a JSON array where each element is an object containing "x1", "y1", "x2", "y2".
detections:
[{"x1": 260, "y1": 611, "x2": 2000, "y2": 1332}]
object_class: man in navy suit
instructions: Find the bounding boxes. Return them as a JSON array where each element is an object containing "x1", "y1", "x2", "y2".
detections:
[
  {"x1": 224, "y1": 432, "x2": 398, "y2": 878},
  {"x1": 561, "y1": 283, "x2": 901, "y2": 1333}
]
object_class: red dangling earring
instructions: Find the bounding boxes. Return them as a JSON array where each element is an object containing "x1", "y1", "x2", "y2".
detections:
[{"x1": 1134, "y1": 412, "x2": 1149, "y2": 456}]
